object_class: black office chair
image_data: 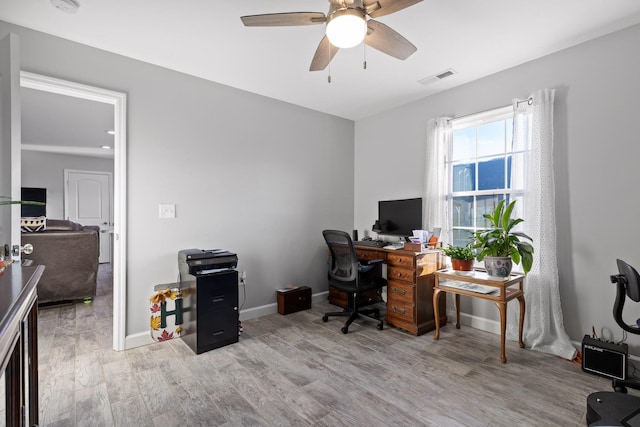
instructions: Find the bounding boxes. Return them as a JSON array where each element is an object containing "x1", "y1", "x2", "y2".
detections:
[
  {"x1": 586, "y1": 259, "x2": 640, "y2": 426},
  {"x1": 321, "y1": 229, "x2": 386, "y2": 334}
]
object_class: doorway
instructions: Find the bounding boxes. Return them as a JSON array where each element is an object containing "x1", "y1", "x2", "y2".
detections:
[{"x1": 20, "y1": 72, "x2": 127, "y2": 351}]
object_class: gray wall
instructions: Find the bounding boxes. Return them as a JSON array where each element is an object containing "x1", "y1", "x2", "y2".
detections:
[
  {"x1": 0, "y1": 20, "x2": 355, "y2": 339},
  {"x1": 21, "y1": 151, "x2": 113, "y2": 219},
  {"x1": 355, "y1": 24, "x2": 640, "y2": 353},
  {"x1": 6, "y1": 18, "x2": 639, "y2": 354}
]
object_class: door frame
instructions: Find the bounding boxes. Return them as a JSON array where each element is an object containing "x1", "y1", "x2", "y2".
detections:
[
  {"x1": 21, "y1": 71, "x2": 127, "y2": 351},
  {"x1": 0, "y1": 33, "x2": 21, "y2": 252}
]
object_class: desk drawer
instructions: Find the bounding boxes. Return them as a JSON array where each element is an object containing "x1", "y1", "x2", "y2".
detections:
[
  {"x1": 386, "y1": 280, "x2": 414, "y2": 304},
  {"x1": 355, "y1": 249, "x2": 384, "y2": 262},
  {"x1": 388, "y1": 266, "x2": 415, "y2": 283},
  {"x1": 386, "y1": 300, "x2": 416, "y2": 323},
  {"x1": 386, "y1": 253, "x2": 415, "y2": 269}
]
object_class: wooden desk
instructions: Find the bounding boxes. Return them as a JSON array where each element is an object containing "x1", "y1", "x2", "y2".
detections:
[
  {"x1": 329, "y1": 246, "x2": 445, "y2": 336},
  {"x1": 433, "y1": 269, "x2": 525, "y2": 363}
]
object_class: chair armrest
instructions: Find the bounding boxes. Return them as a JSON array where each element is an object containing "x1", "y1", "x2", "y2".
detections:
[{"x1": 83, "y1": 225, "x2": 100, "y2": 234}]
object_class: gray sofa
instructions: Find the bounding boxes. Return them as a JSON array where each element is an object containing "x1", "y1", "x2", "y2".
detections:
[{"x1": 22, "y1": 219, "x2": 100, "y2": 304}]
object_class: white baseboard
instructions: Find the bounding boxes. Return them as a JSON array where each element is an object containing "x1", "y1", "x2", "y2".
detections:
[
  {"x1": 125, "y1": 331, "x2": 154, "y2": 350},
  {"x1": 448, "y1": 309, "x2": 501, "y2": 335},
  {"x1": 239, "y1": 291, "x2": 328, "y2": 321},
  {"x1": 452, "y1": 311, "x2": 588, "y2": 356},
  {"x1": 238, "y1": 302, "x2": 277, "y2": 321},
  {"x1": 126, "y1": 299, "x2": 593, "y2": 358},
  {"x1": 125, "y1": 291, "x2": 330, "y2": 349}
]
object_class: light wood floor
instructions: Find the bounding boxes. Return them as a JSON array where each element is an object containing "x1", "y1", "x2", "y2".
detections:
[{"x1": 36, "y1": 265, "x2": 613, "y2": 426}]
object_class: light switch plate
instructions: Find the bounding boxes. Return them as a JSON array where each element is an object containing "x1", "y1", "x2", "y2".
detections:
[{"x1": 159, "y1": 204, "x2": 176, "y2": 219}]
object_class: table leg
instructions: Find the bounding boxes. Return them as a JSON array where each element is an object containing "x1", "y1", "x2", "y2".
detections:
[
  {"x1": 496, "y1": 301, "x2": 507, "y2": 363},
  {"x1": 455, "y1": 294, "x2": 461, "y2": 329},
  {"x1": 433, "y1": 288, "x2": 442, "y2": 340},
  {"x1": 517, "y1": 295, "x2": 525, "y2": 348}
]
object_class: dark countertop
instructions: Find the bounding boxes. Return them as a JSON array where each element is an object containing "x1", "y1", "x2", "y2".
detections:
[{"x1": 0, "y1": 263, "x2": 44, "y2": 368}]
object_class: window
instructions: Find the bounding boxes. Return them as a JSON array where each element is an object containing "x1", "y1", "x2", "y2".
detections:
[{"x1": 448, "y1": 106, "x2": 525, "y2": 247}]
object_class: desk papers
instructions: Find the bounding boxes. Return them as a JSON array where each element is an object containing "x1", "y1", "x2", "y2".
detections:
[{"x1": 439, "y1": 280, "x2": 498, "y2": 295}]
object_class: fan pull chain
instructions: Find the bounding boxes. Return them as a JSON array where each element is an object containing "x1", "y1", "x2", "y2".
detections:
[
  {"x1": 327, "y1": 40, "x2": 332, "y2": 83},
  {"x1": 363, "y1": 42, "x2": 367, "y2": 70}
]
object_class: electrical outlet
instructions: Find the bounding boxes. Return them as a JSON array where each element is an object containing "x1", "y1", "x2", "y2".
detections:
[{"x1": 159, "y1": 204, "x2": 176, "y2": 219}]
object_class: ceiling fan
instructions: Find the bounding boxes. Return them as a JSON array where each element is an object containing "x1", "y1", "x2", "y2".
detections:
[{"x1": 240, "y1": 0, "x2": 422, "y2": 71}]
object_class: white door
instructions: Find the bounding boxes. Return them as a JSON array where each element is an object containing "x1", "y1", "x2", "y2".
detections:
[
  {"x1": 64, "y1": 169, "x2": 112, "y2": 263},
  {"x1": 0, "y1": 33, "x2": 22, "y2": 259}
]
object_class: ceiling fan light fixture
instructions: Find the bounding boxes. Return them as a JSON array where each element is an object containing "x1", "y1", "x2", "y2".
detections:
[{"x1": 326, "y1": 9, "x2": 366, "y2": 49}]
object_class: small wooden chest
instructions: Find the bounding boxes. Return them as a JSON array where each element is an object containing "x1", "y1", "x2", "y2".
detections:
[
  {"x1": 403, "y1": 242, "x2": 422, "y2": 252},
  {"x1": 277, "y1": 286, "x2": 311, "y2": 315}
]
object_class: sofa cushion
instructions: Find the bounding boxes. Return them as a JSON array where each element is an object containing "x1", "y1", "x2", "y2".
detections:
[
  {"x1": 44, "y1": 219, "x2": 82, "y2": 231},
  {"x1": 21, "y1": 216, "x2": 46, "y2": 232}
]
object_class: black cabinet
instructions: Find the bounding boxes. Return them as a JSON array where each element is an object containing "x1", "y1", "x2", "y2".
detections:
[
  {"x1": 182, "y1": 270, "x2": 238, "y2": 354},
  {"x1": 0, "y1": 264, "x2": 44, "y2": 427}
]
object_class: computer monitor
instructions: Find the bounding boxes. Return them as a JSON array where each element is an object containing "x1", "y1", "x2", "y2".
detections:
[{"x1": 378, "y1": 197, "x2": 422, "y2": 237}]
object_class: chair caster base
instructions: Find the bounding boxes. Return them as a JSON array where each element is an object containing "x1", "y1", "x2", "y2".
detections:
[
  {"x1": 377, "y1": 322, "x2": 383, "y2": 330},
  {"x1": 341, "y1": 326, "x2": 349, "y2": 334},
  {"x1": 322, "y1": 315, "x2": 328, "y2": 322}
]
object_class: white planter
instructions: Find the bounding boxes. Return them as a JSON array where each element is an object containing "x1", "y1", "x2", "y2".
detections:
[{"x1": 484, "y1": 256, "x2": 512, "y2": 278}]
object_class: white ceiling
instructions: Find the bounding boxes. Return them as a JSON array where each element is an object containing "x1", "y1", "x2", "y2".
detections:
[
  {"x1": 21, "y1": 87, "x2": 114, "y2": 158},
  {"x1": 3, "y1": 0, "x2": 640, "y2": 130}
]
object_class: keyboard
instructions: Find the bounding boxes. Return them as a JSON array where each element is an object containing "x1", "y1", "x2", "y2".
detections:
[{"x1": 354, "y1": 240, "x2": 386, "y2": 248}]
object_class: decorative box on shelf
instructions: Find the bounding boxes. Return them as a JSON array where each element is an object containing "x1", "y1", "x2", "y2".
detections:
[{"x1": 277, "y1": 285, "x2": 312, "y2": 315}]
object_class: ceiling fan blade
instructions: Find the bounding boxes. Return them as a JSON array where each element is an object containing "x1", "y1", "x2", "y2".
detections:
[
  {"x1": 364, "y1": 0, "x2": 422, "y2": 19},
  {"x1": 309, "y1": 36, "x2": 340, "y2": 71},
  {"x1": 241, "y1": 12, "x2": 326, "y2": 27},
  {"x1": 365, "y1": 20, "x2": 417, "y2": 60}
]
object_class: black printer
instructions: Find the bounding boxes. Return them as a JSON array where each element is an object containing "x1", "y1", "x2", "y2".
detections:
[{"x1": 178, "y1": 248, "x2": 238, "y2": 280}]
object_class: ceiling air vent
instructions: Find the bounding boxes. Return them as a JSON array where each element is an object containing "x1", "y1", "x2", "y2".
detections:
[
  {"x1": 417, "y1": 68, "x2": 457, "y2": 87},
  {"x1": 436, "y1": 69, "x2": 455, "y2": 79}
]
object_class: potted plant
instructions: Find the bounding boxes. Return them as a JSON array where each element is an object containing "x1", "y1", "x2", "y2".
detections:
[
  {"x1": 472, "y1": 199, "x2": 534, "y2": 278},
  {"x1": 442, "y1": 244, "x2": 475, "y2": 272}
]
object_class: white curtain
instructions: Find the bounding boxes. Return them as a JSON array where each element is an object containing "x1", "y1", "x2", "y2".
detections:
[
  {"x1": 507, "y1": 88, "x2": 576, "y2": 360},
  {"x1": 424, "y1": 118, "x2": 452, "y2": 239}
]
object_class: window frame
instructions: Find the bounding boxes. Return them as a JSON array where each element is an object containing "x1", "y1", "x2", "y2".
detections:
[{"x1": 447, "y1": 106, "x2": 524, "y2": 247}]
